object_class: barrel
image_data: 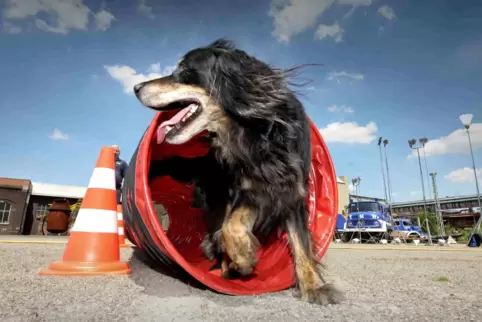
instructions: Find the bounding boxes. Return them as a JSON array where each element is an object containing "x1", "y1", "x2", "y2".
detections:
[
  {"x1": 46, "y1": 199, "x2": 71, "y2": 234},
  {"x1": 122, "y1": 111, "x2": 338, "y2": 295}
]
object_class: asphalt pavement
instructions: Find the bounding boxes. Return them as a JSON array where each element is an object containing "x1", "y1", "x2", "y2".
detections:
[{"x1": 1, "y1": 242, "x2": 481, "y2": 322}]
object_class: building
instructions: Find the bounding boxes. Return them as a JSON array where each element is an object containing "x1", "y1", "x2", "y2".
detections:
[
  {"x1": 1, "y1": 175, "x2": 351, "y2": 235},
  {"x1": 337, "y1": 176, "x2": 350, "y2": 215},
  {"x1": 0, "y1": 178, "x2": 85, "y2": 235},
  {"x1": 391, "y1": 195, "x2": 481, "y2": 229},
  {"x1": 0, "y1": 178, "x2": 31, "y2": 235},
  {"x1": 391, "y1": 194, "x2": 481, "y2": 216}
]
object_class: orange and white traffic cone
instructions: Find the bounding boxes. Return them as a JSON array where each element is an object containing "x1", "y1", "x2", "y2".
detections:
[
  {"x1": 117, "y1": 204, "x2": 129, "y2": 248},
  {"x1": 39, "y1": 146, "x2": 131, "y2": 276}
]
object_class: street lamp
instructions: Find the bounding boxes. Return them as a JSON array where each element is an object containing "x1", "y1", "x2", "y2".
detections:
[
  {"x1": 352, "y1": 176, "x2": 362, "y2": 199},
  {"x1": 383, "y1": 139, "x2": 393, "y2": 204},
  {"x1": 351, "y1": 176, "x2": 362, "y2": 241},
  {"x1": 419, "y1": 138, "x2": 433, "y2": 200},
  {"x1": 381, "y1": 138, "x2": 396, "y2": 234},
  {"x1": 459, "y1": 114, "x2": 482, "y2": 245},
  {"x1": 377, "y1": 137, "x2": 389, "y2": 204},
  {"x1": 408, "y1": 138, "x2": 433, "y2": 245}
]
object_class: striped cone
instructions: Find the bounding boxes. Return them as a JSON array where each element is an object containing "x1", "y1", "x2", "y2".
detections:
[
  {"x1": 117, "y1": 204, "x2": 129, "y2": 248},
  {"x1": 39, "y1": 146, "x2": 131, "y2": 276}
]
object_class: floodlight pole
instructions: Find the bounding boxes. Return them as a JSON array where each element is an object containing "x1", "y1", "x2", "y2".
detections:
[
  {"x1": 378, "y1": 137, "x2": 389, "y2": 204},
  {"x1": 352, "y1": 177, "x2": 361, "y2": 210},
  {"x1": 464, "y1": 123, "x2": 482, "y2": 245},
  {"x1": 420, "y1": 139, "x2": 433, "y2": 200},
  {"x1": 409, "y1": 139, "x2": 433, "y2": 245},
  {"x1": 383, "y1": 139, "x2": 393, "y2": 204},
  {"x1": 357, "y1": 177, "x2": 361, "y2": 198},
  {"x1": 381, "y1": 138, "x2": 396, "y2": 237},
  {"x1": 430, "y1": 172, "x2": 445, "y2": 236},
  {"x1": 352, "y1": 177, "x2": 362, "y2": 241}
]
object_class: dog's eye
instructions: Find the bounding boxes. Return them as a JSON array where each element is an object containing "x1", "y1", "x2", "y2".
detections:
[
  {"x1": 179, "y1": 68, "x2": 200, "y2": 84},
  {"x1": 176, "y1": 64, "x2": 191, "y2": 76},
  {"x1": 172, "y1": 66, "x2": 187, "y2": 78}
]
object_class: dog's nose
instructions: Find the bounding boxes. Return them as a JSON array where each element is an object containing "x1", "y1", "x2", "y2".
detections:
[{"x1": 133, "y1": 83, "x2": 144, "y2": 94}]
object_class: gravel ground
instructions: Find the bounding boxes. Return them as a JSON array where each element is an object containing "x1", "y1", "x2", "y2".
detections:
[{"x1": 0, "y1": 243, "x2": 481, "y2": 322}]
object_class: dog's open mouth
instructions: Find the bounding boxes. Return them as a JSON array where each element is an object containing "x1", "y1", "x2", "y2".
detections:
[{"x1": 156, "y1": 100, "x2": 203, "y2": 144}]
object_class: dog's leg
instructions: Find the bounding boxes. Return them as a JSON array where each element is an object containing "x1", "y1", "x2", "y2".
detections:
[
  {"x1": 199, "y1": 193, "x2": 229, "y2": 262},
  {"x1": 286, "y1": 202, "x2": 344, "y2": 306},
  {"x1": 200, "y1": 208, "x2": 226, "y2": 262},
  {"x1": 197, "y1": 153, "x2": 231, "y2": 262},
  {"x1": 221, "y1": 203, "x2": 260, "y2": 277}
]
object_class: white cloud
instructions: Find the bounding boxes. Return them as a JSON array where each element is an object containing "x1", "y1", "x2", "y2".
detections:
[
  {"x1": 104, "y1": 63, "x2": 176, "y2": 94},
  {"x1": 378, "y1": 5, "x2": 396, "y2": 20},
  {"x1": 3, "y1": 0, "x2": 115, "y2": 34},
  {"x1": 338, "y1": 0, "x2": 372, "y2": 5},
  {"x1": 327, "y1": 104, "x2": 354, "y2": 113},
  {"x1": 348, "y1": 183, "x2": 355, "y2": 193},
  {"x1": 318, "y1": 121, "x2": 377, "y2": 144},
  {"x1": 94, "y1": 10, "x2": 115, "y2": 31},
  {"x1": 339, "y1": 0, "x2": 372, "y2": 18},
  {"x1": 408, "y1": 123, "x2": 482, "y2": 158},
  {"x1": 48, "y1": 128, "x2": 69, "y2": 141},
  {"x1": 314, "y1": 21, "x2": 344, "y2": 42},
  {"x1": 268, "y1": 0, "x2": 374, "y2": 43},
  {"x1": 326, "y1": 70, "x2": 364, "y2": 83},
  {"x1": 147, "y1": 62, "x2": 161, "y2": 73},
  {"x1": 445, "y1": 167, "x2": 481, "y2": 184},
  {"x1": 137, "y1": 0, "x2": 154, "y2": 19},
  {"x1": 2, "y1": 21, "x2": 22, "y2": 34},
  {"x1": 269, "y1": 0, "x2": 336, "y2": 43}
]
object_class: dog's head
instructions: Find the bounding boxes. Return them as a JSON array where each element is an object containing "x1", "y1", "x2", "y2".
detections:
[{"x1": 134, "y1": 39, "x2": 294, "y2": 145}]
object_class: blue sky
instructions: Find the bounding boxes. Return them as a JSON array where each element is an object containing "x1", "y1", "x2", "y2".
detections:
[{"x1": 1, "y1": 0, "x2": 481, "y2": 202}]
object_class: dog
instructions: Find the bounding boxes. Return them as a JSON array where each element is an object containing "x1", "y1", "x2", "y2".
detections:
[{"x1": 135, "y1": 39, "x2": 344, "y2": 306}]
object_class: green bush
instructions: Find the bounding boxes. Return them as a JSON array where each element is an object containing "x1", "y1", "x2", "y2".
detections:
[
  {"x1": 416, "y1": 211, "x2": 474, "y2": 242},
  {"x1": 417, "y1": 211, "x2": 440, "y2": 235}
]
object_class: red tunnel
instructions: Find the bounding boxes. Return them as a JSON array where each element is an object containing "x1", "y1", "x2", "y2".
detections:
[{"x1": 123, "y1": 111, "x2": 338, "y2": 296}]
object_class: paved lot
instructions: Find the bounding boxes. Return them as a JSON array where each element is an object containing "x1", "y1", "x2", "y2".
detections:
[{"x1": 1, "y1": 242, "x2": 481, "y2": 322}]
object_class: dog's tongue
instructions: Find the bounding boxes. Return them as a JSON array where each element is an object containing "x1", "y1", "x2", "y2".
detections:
[{"x1": 156, "y1": 105, "x2": 195, "y2": 144}]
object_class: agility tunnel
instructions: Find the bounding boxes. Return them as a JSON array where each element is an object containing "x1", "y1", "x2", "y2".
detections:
[{"x1": 122, "y1": 111, "x2": 338, "y2": 296}]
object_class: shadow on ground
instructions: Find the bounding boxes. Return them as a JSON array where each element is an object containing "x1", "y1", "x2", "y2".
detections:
[{"x1": 126, "y1": 247, "x2": 280, "y2": 308}]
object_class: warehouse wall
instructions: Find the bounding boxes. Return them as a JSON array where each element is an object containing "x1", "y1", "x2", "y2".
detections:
[{"x1": 337, "y1": 176, "x2": 349, "y2": 215}]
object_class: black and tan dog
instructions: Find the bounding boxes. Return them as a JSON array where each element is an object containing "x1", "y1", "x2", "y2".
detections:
[{"x1": 135, "y1": 39, "x2": 344, "y2": 306}]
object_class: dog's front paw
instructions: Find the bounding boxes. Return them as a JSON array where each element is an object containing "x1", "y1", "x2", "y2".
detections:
[
  {"x1": 222, "y1": 230, "x2": 260, "y2": 276},
  {"x1": 298, "y1": 283, "x2": 345, "y2": 306}
]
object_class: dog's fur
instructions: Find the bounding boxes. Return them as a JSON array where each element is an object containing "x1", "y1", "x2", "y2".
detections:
[{"x1": 136, "y1": 39, "x2": 343, "y2": 305}]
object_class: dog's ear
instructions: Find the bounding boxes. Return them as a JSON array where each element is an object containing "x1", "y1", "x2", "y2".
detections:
[{"x1": 211, "y1": 52, "x2": 293, "y2": 135}]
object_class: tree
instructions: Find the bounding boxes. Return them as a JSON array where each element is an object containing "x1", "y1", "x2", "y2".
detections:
[{"x1": 417, "y1": 210, "x2": 440, "y2": 235}]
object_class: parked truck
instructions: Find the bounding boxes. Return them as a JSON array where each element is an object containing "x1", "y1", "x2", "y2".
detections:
[
  {"x1": 391, "y1": 217, "x2": 428, "y2": 242},
  {"x1": 339, "y1": 198, "x2": 429, "y2": 243},
  {"x1": 342, "y1": 199, "x2": 392, "y2": 242}
]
